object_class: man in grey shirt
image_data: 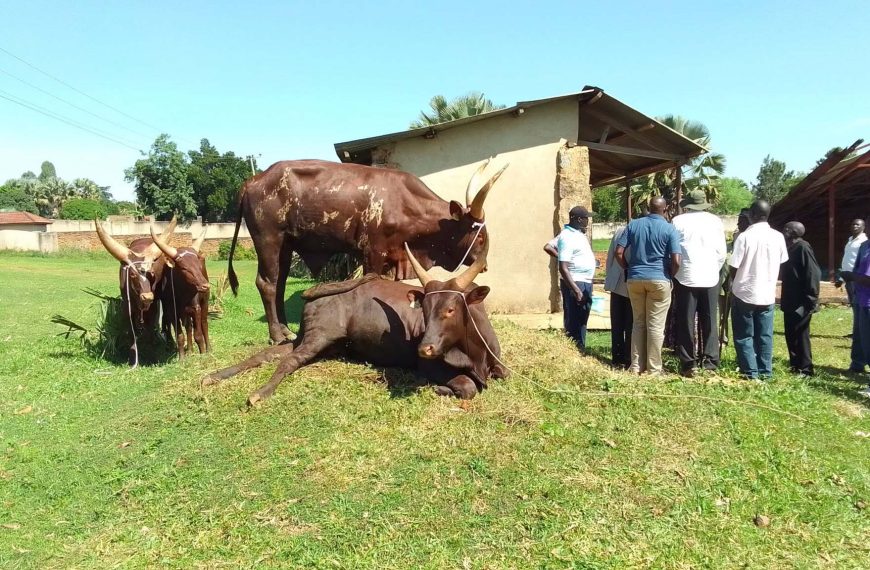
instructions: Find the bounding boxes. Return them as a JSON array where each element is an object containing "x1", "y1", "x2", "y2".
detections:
[{"x1": 605, "y1": 225, "x2": 631, "y2": 368}]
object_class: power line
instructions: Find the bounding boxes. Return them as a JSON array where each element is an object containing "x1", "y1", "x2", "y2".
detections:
[
  {"x1": 0, "y1": 89, "x2": 143, "y2": 152},
  {"x1": 0, "y1": 44, "x2": 167, "y2": 134},
  {"x1": 0, "y1": 66, "x2": 153, "y2": 140}
]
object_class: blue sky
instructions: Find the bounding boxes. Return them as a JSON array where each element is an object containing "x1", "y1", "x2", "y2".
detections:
[{"x1": 2, "y1": 0, "x2": 868, "y2": 202}]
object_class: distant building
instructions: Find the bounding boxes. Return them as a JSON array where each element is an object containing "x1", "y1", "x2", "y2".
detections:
[
  {"x1": 0, "y1": 211, "x2": 54, "y2": 251},
  {"x1": 334, "y1": 86, "x2": 706, "y2": 313}
]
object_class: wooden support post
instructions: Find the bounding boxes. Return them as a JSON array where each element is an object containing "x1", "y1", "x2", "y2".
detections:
[
  {"x1": 674, "y1": 165, "x2": 683, "y2": 215},
  {"x1": 828, "y1": 184, "x2": 836, "y2": 282},
  {"x1": 625, "y1": 179, "x2": 632, "y2": 221}
]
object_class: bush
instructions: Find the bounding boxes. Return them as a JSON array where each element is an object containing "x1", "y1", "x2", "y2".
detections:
[
  {"x1": 60, "y1": 198, "x2": 107, "y2": 220},
  {"x1": 0, "y1": 184, "x2": 38, "y2": 214},
  {"x1": 217, "y1": 240, "x2": 257, "y2": 261}
]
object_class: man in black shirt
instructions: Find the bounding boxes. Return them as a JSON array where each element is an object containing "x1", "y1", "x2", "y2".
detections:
[{"x1": 780, "y1": 221, "x2": 821, "y2": 376}]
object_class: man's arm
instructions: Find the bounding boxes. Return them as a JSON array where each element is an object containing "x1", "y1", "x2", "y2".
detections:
[
  {"x1": 543, "y1": 243, "x2": 558, "y2": 259},
  {"x1": 670, "y1": 253, "x2": 682, "y2": 277},
  {"x1": 615, "y1": 246, "x2": 627, "y2": 269},
  {"x1": 559, "y1": 261, "x2": 583, "y2": 302}
]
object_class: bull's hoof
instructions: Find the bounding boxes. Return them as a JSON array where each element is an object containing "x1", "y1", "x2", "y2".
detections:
[
  {"x1": 247, "y1": 392, "x2": 263, "y2": 407},
  {"x1": 433, "y1": 386, "x2": 454, "y2": 397},
  {"x1": 201, "y1": 375, "x2": 219, "y2": 387}
]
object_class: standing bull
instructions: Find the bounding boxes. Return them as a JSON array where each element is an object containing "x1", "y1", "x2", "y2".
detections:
[
  {"x1": 205, "y1": 238, "x2": 507, "y2": 406},
  {"x1": 95, "y1": 217, "x2": 176, "y2": 365},
  {"x1": 150, "y1": 227, "x2": 212, "y2": 358},
  {"x1": 226, "y1": 158, "x2": 508, "y2": 344}
]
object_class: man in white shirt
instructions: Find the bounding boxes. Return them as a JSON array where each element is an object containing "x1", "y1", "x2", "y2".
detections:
[
  {"x1": 728, "y1": 200, "x2": 789, "y2": 380},
  {"x1": 835, "y1": 219, "x2": 867, "y2": 365},
  {"x1": 557, "y1": 206, "x2": 596, "y2": 350},
  {"x1": 672, "y1": 190, "x2": 727, "y2": 377},
  {"x1": 604, "y1": 225, "x2": 632, "y2": 368}
]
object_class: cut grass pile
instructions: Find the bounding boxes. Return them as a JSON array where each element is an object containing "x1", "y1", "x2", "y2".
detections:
[{"x1": 0, "y1": 252, "x2": 868, "y2": 568}]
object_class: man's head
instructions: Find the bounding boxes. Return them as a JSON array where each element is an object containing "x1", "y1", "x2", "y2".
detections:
[
  {"x1": 849, "y1": 218, "x2": 865, "y2": 237},
  {"x1": 648, "y1": 196, "x2": 668, "y2": 216},
  {"x1": 568, "y1": 205, "x2": 592, "y2": 231},
  {"x1": 748, "y1": 200, "x2": 771, "y2": 224},
  {"x1": 737, "y1": 208, "x2": 751, "y2": 233},
  {"x1": 680, "y1": 189, "x2": 712, "y2": 212},
  {"x1": 783, "y1": 221, "x2": 805, "y2": 243}
]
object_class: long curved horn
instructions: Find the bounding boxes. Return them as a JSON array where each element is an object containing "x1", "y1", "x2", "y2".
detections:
[
  {"x1": 465, "y1": 158, "x2": 491, "y2": 206},
  {"x1": 404, "y1": 243, "x2": 433, "y2": 287},
  {"x1": 192, "y1": 228, "x2": 206, "y2": 252},
  {"x1": 469, "y1": 163, "x2": 509, "y2": 221},
  {"x1": 95, "y1": 218, "x2": 132, "y2": 264},
  {"x1": 150, "y1": 224, "x2": 179, "y2": 259},
  {"x1": 453, "y1": 236, "x2": 489, "y2": 291},
  {"x1": 143, "y1": 214, "x2": 178, "y2": 260}
]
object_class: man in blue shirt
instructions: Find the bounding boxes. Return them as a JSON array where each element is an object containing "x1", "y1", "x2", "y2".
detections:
[
  {"x1": 557, "y1": 206, "x2": 596, "y2": 350},
  {"x1": 615, "y1": 197, "x2": 682, "y2": 374}
]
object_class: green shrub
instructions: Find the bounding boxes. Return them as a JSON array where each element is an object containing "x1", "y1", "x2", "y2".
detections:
[
  {"x1": 217, "y1": 240, "x2": 257, "y2": 261},
  {"x1": 60, "y1": 198, "x2": 107, "y2": 220}
]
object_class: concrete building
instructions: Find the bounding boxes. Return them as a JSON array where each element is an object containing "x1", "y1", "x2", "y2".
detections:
[
  {"x1": 334, "y1": 86, "x2": 706, "y2": 313},
  {"x1": 0, "y1": 211, "x2": 54, "y2": 251}
]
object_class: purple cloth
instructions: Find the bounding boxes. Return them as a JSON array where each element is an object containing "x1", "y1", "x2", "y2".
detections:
[{"x1": 855, "y1": 241, "x2": 870, "y2": 308}]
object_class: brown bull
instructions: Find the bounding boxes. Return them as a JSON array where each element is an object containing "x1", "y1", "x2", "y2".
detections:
[
  {"x1": 151, "y1": 227, "x2": 211, "y2": 358},
  {"x1": 226, "y1": 158, "x2": 507, "y2": 343},
  {"x1": 205, "y1": 238, "x2": 507, "y2": 406},
  {"x1": 95, "y1": 217, "x2": 177, "y2": 365}
]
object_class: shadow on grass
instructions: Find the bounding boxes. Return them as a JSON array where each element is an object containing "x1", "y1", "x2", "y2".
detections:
[
  {"x1": 804, "y1": 364, "x2": 870, "y2": 409},
  {"x1": 256, "y1": 289, "x2": 306, "y2": 328}
]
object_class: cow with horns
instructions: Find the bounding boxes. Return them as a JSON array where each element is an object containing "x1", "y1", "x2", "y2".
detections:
[
  {"x1": 150, "y1": 226, "x2": 212, "y2": 358},
  {"x1": 95, "y1": 216, "x2": 177, "y2": 365},
  {"x1": 226, "y1": 158, "x2": 508, "y2": 344},
  {"x1": 204, "y1": 237, "x2": 507, "y2": 406}
]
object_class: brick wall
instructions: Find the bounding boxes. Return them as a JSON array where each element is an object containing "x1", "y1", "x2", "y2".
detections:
[{"x1": 58, "y1": 232, "x2": 254, "y2": 259}]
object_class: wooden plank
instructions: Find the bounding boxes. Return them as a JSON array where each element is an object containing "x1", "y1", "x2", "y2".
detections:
[
  {"x1": 598, "y1": 125, "x2": 611, "y2": 144},
  {"x1": 581, "y1": 140, "x2": 685, "y2": 162},
  {"x1": 582, "y1": 106, "x2": 672, "y2": 152},
  {"x1": 828, "y1": 184, "x2": 836, "y2": 282}
]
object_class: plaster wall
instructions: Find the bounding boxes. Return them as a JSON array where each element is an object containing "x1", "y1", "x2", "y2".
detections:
[{"x1": 377, "y1": 99, "x2": 588, "y2": 313}]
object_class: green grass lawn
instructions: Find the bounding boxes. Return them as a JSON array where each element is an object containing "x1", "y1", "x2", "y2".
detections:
[
  {"x1": 591, "y1": 238, "x2": 611, "y2": 253},
  {"x1": 1, "y1": 252, "x2": 868, "y2": 568}
]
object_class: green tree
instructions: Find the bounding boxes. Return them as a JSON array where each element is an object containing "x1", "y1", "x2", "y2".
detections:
[
  {"x1": 59, "y1": 197, "x2": 108, "y2": 220},
  {"x1": 410, "y1": 92, "x2": 505, "y2": 128},
  {"x1": 35, "y1": 177, "x2": 76, "y2": 218},
  {"x1": 39, "y1": 161, "x2": 57, "y2": 181},
  {"x1": 113, "y1": 201, "x2": 142, "y2": 217},
  {"x1": 0, "y1": 183, "x2": 38, "y2": 213},
  {"x1": 592, "y1": 185, "x2": 626, "y2": 222},
  {"x1": 710, "y1": 177, "x2": 753, "y2": 215},
  {"x1": 188, "y1": 139, "x2": 253, "y2": 222},
  {"x1": 125, "y1": 134, "x2": 196, "y2": 222},
  {"x1": 751, "y1": 155, "x2": 803, "y2": 204}
]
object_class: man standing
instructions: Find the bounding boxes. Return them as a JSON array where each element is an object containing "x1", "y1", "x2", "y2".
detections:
[
  {"x1": 729, "y1": 200, "x2": 789, "y2": 380},
  {"x1": 672, "y1": 189, "x2": 727, "y2": 377},
  {"x1": 556, "y1": 206, "x2": 596, "y2": 350},
  {"x1": 616, "y1": 197, "x2": 681, "y2": 375},
  {"x1": 835, "y1": 219, "x2": 867, "y2": 369},
  {"x1": 780, "y1": 222, "x2": 821, "y2": 376},
  {"x1": 843, "y1": 239, "x2": 870, "y2": 393},
  {"x1": 605, "y1": 225, "x2": 632, "y2": 368}
]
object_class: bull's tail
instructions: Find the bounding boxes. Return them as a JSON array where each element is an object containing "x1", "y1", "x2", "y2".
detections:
[
  {"x1": 227, "y1": 182, "x2": 247, "y2": 297},
  {"x1": 301, "y1": 273, "x2": 381, "y2": 301}
]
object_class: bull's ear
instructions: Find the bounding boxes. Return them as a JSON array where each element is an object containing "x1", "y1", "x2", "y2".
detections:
[
  {"x1": 407, "y1": 290, "x2": 425, "y2": 309},
  {"x1": 465, "y1": 285, "x2": 490, "y2": 305},
  {"x1": 449, "y1": 200, "x2": 464, "y2": 221}
]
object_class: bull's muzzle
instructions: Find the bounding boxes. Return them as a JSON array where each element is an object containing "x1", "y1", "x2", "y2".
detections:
[
  {"x1": 197, "y1": 284, "x2": 211, "y2": 293},
  {"x1": 140, "y1": 292, "x2": 154, "y2": 303},
  {"x1": 418, "y1": 344, "x2": 438, "y2": 359}
]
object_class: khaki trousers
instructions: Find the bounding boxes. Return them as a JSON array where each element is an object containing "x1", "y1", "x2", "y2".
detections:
[{"x1": 626, "y1": 280, "x2": 672, "y2": 373}]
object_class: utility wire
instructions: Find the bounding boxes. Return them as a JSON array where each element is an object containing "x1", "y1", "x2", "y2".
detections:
[
  {"x1": 0, "y1": 66, "x2": 153, "y2": 140},
  {"x1": 0, "y1": 89, "x2": 143, "y2": 152},
  {"x1": 0, "y1": 45, "x2": 166, "y2": 134}
]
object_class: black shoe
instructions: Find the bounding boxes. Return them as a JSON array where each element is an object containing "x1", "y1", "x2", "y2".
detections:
[{"x1": 680, "y1": 368, "x2": 695, "y2": 378}]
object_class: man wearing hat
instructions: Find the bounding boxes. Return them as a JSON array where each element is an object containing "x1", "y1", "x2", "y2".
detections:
[
  {"x1": 556, "y1": 205, "x2": 596, "y2": 350},
  {"x1": 671, "y1": 189, "x2": 727, "y2": 377}
]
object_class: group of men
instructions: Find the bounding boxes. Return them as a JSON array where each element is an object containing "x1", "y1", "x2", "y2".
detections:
[{"x1": 545, "y1": 191, "x2": 870, "y2": 389}]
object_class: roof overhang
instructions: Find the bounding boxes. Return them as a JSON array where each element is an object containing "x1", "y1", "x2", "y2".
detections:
[{"x1": 334, "y1": 86, "x2": 708, "y2": 188}]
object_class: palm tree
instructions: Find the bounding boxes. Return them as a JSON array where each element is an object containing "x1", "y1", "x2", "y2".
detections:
[
  {"x1": 35, "y1": 177, "x2": 76, "y2": 218},
  {"x1": 410, "y1": 92, "x2": 505, "y2": 128},
  {"x1": 628, "y1": 115, "x2": 725, "y2": 213}
]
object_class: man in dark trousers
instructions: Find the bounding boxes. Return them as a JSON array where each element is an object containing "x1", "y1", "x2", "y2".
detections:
[
  {"x1": 780, "y1": 221, "x2": 821, "y2": 376},
  {"x1": 556, "y1": 206, "x2": 596, "y2": 350}
]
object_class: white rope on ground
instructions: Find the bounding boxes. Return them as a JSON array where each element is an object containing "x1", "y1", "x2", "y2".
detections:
[{"x1": 425, "y1": 290, "x2": 809, "y2": 423}]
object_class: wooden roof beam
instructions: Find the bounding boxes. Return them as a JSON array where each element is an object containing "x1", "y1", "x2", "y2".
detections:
[
  {"x1": 582, "y1": 106, "x2": 670, "y2": 152},
  {"x1": 580, "y1": 140, "x2": 685, "y2": 162}
]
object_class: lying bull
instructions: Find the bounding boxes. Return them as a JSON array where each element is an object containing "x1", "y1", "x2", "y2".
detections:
[
  {"x1": 205, "y1": 238, "x2": 507, "y2": 405},
  {"x1": 227, "y1": 158, "x2": 508, "y2": 343},
  {"x1": 95, "y1": 216, "x2": 177, "y2": 365},
  {"x1": 151, "y1": 226, "x2": 212, "y2": 358}
]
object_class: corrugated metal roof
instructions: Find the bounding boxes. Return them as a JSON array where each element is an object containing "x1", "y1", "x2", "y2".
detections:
[
  {"x1": 0, "y1": 211, "x2": 53, "y2": 225},
  {"x1": 333, "y1": 86, "x2": 708, "y2": 186}
]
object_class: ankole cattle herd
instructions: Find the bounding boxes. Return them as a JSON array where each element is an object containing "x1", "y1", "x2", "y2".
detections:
[{"x1": 95, "y1": 159, "x2": 510, "y2": 405}]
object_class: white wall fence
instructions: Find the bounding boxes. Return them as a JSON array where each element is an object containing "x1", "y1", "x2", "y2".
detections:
[{"x1": 590, "y1": 215, "x2": 738, "y2": 241}]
